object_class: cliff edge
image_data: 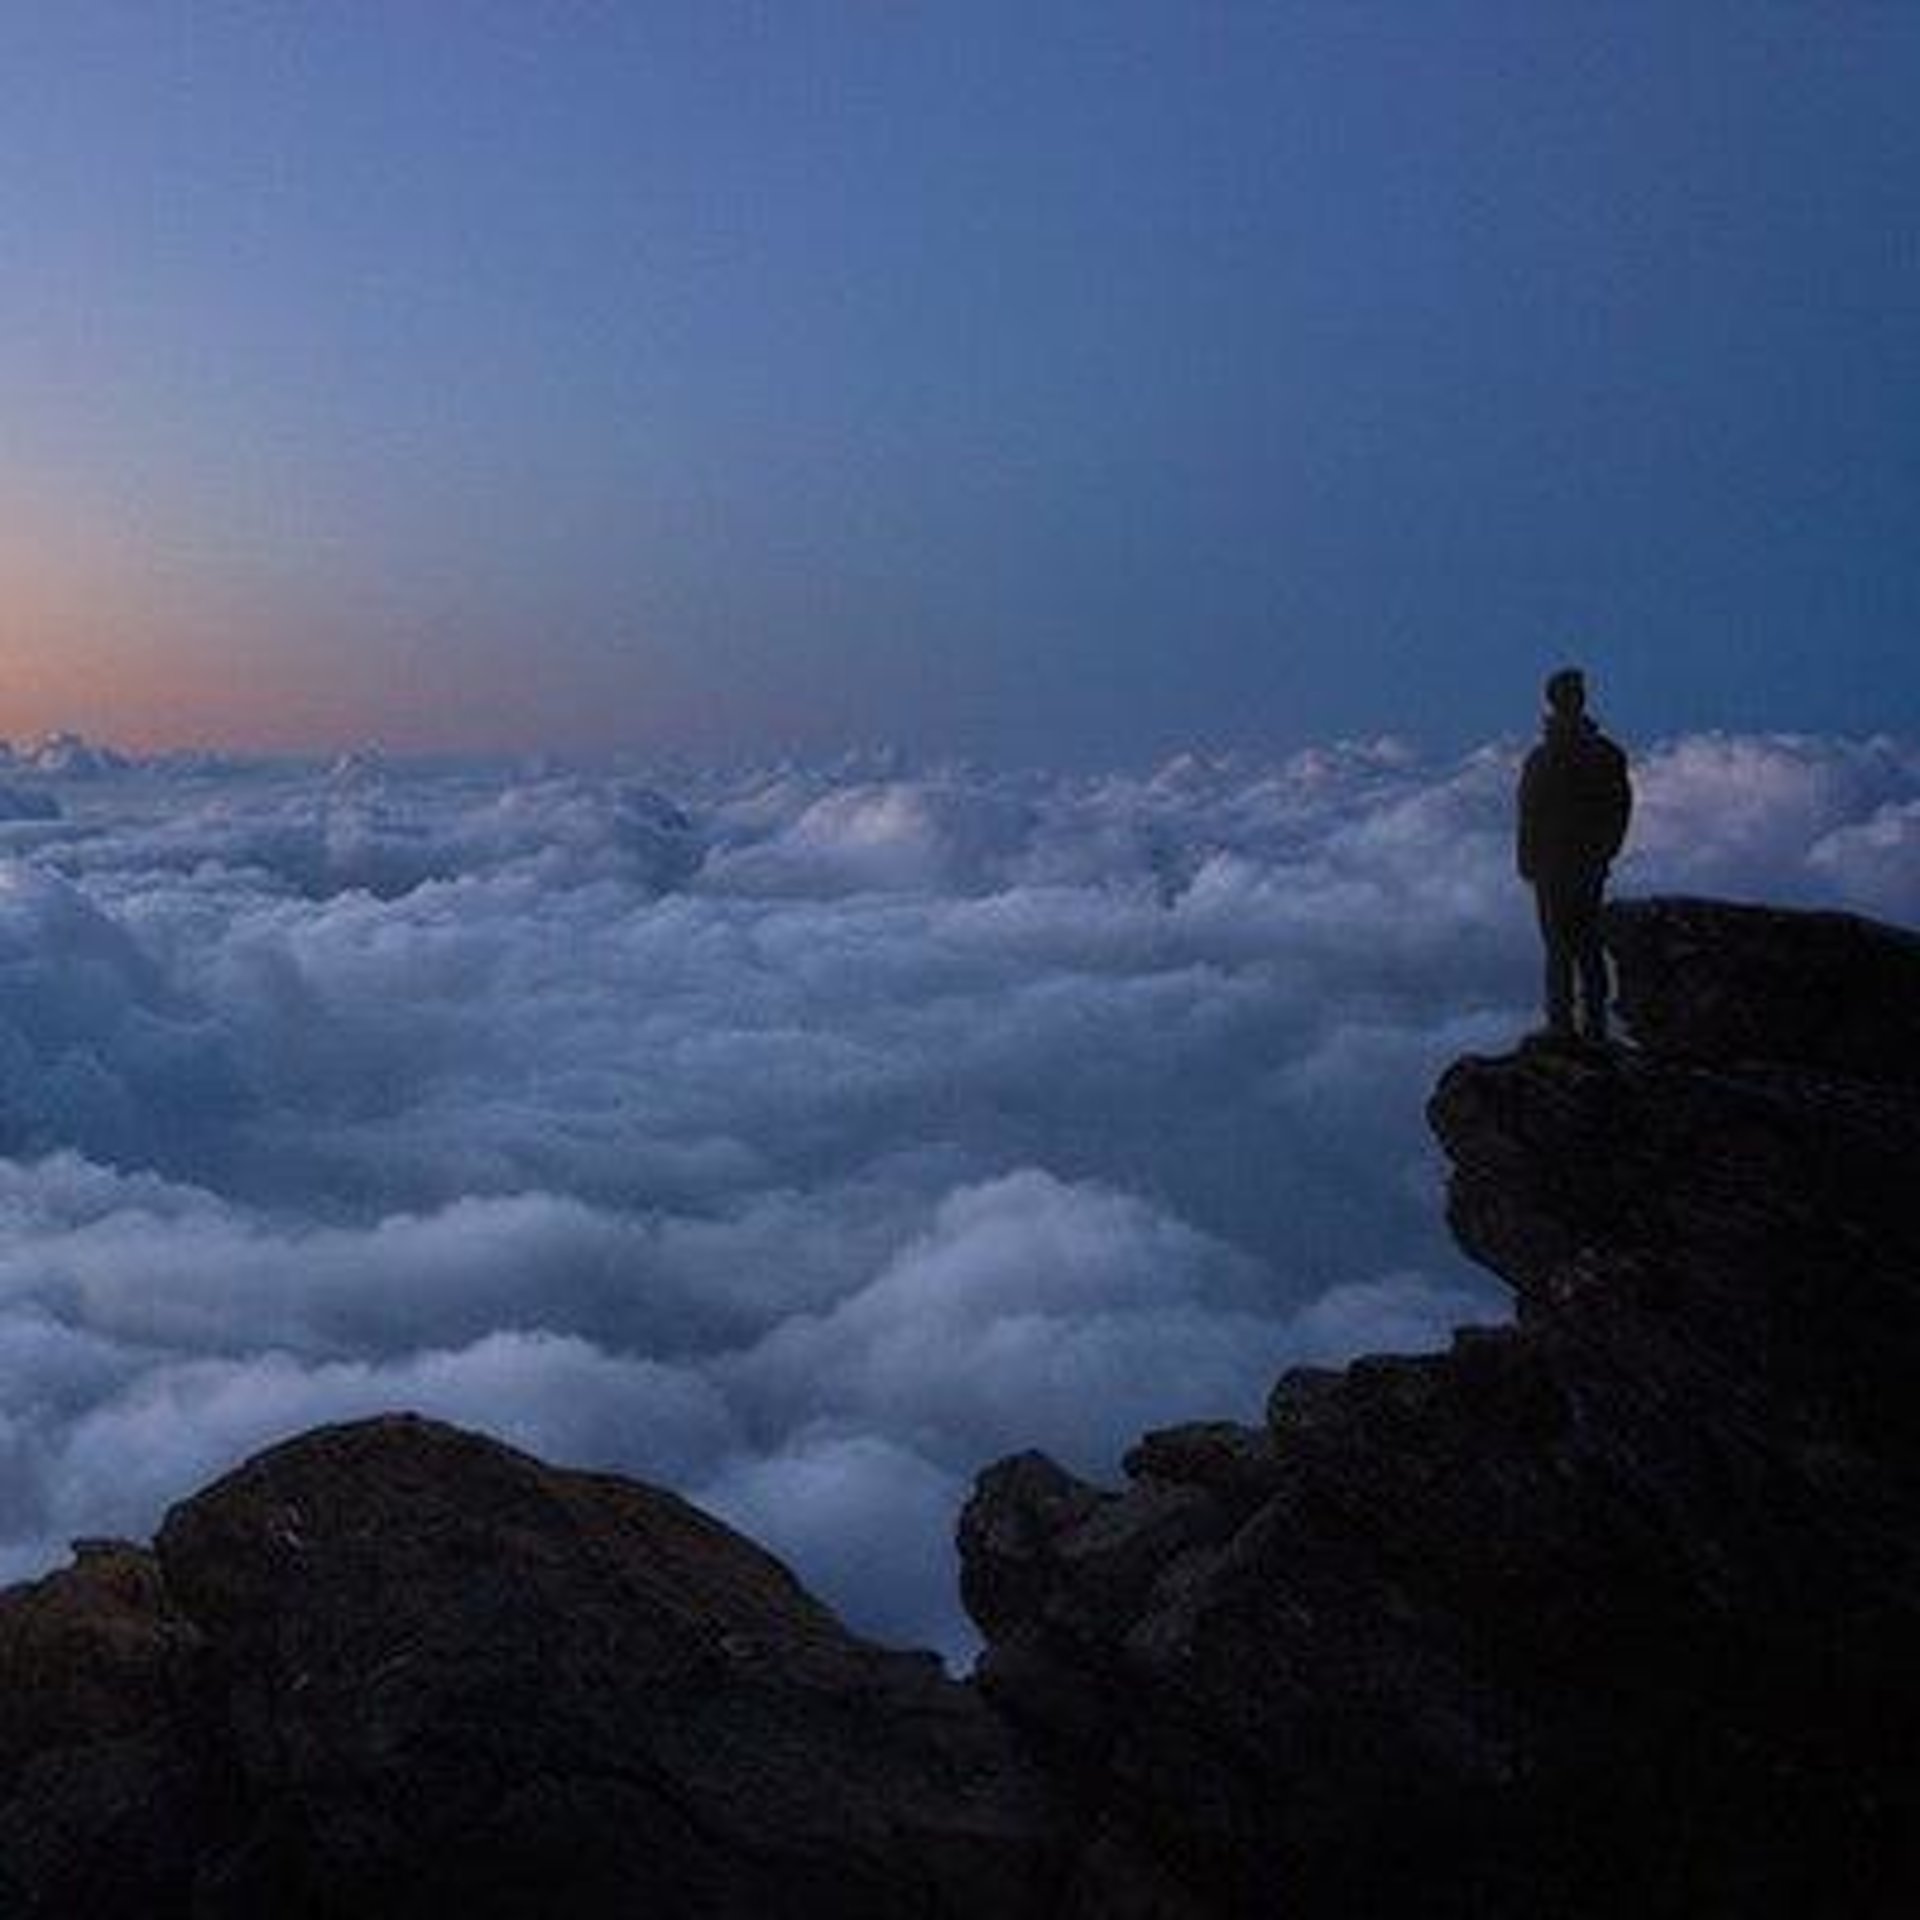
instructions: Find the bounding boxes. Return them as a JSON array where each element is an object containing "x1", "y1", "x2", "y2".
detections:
[
  {"x1": 3, "y1": 897, "x2": 1917, "y2": 1916},
  {"x1": 962, "y1": 896, "x2": 1920, "y2": 1916}
]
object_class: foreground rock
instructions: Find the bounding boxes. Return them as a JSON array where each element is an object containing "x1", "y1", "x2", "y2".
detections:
[
  {"x1": 961, "y1": 897, "x2": 1920, "y2": 1917},
  {"x1": 0, "y1": 1416, "x2": 1059, "y2": 1918},
  {"x1": 0, "y1": 1542, "x2": 211, "y2": 1914}
]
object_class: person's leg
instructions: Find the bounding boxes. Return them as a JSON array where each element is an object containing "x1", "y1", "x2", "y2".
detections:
[
  {"x1": 1536, "y1": 883, "x2": 1575, "y2": 1035},
  {"x1": 1568, "y1": 871, "x2": 1610, "y2": 1041}
]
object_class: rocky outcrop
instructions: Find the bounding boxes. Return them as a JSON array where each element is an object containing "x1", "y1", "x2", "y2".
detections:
[
  {"x1": 1603, "y1": 895, "x2": 1920, "y2": 1083},
  {"x1": 0, "y1": 1416, "x2": 1060, "y2": 1918},
  {"x1": 960, "y1": 897, "x2": 1920, "y2": 1917},
  {"x1": 3, "y1": 895, "x2": 1916, "y2": 1916},
  {"x1": 0, "y1": 1542, "x2": 212, "y2": 1915}
]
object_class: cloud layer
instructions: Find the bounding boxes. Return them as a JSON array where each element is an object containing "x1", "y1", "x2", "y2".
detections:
[{"x1": 0, "y1": 730, "x2": 1914, "y2": 1653}]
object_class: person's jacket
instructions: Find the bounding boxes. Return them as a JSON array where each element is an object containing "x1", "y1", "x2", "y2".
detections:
[{"x1": 1517, "y1": 716, "x2": 1632, "y2": 881}]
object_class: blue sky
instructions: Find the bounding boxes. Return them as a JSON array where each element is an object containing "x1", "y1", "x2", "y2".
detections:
[{"x1": 2, "y1": 3, "x2": 1915, "y2": 761}]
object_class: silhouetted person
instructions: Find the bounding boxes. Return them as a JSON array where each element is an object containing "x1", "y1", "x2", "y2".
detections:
[{"x1": 1518, "y1": 668, "x2": 1632, "y2": 1043}]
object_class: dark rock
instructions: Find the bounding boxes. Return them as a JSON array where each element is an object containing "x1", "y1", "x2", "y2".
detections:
[
  {"x1": 959, "y1": 1452, "x2": 1115, "y2": 1643},
  {"x1": 1605, "y1": 895, "x2": 1920, "y2": 1083},
  {"x1": 1121, "y1": 1422, "x2": 1285, "y2": 1514},
  {"x1": 1263, "y1": 1364, "x2": 1345, "y2": 1436},
  {"x1": 2, "y1": 1415, "x2": 1060, "y2": 1918},
  {"x1": 961, "y1": 897, "x2": 1920, "y2": 1917},
  {"x1": 0, "y1": 1541, "x2": 213, "y2": 1918}
]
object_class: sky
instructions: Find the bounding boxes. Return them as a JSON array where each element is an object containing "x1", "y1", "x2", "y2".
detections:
[
  {"x1": 2, "y1": 3, "x2": 1916, "y2": 762},
  {"x1": 0, "y1": 5, "x2": 1916, "y2": 1663}
]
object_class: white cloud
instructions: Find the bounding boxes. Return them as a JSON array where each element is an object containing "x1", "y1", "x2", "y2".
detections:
[
  {"x1": 0, "y1": 731, "x2": 1910, "y2": 1654},
  {"x1": 724, "y1": 1171, "x2": 1284, "y2": 1473}
]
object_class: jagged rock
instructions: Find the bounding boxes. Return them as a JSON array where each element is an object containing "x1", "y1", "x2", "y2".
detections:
[
  {"x1": 1263, "y1": 1363, "x2": 1345, "y2": 1435},
  {"x1": 1604, "y1": 895, "x2": 1920, "y2": 1083},
  {"x1": 1122, "y1": 1422, "x2": 1285, "y2": 1515},
  {"x1": 960, "y1": 1452, "x2": 1116, "y2": 1643},
  {"x1": 0, "y1": 1540, "x2": 212, "y2": 1918},
  {"x1": 961, "y1": 897, "x2": 1920, "y2": 1917},
  {"x1": 1, "y1": 1416, "x2": 1060, "y2": 1918}
]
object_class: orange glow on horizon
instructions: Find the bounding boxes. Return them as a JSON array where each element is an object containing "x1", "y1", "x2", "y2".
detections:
[
  {"x1": 0, "y1": 503, "x2": 229, "y2": 749},
  {"x1": 0, "y1": 482, "x2": 728, "y2": 757},
  {"x1": 0, "y1": 479, "x2": 424, "y2": 752}
]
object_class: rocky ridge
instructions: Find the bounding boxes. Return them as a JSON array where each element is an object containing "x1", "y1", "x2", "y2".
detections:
[
  {"x1": 0, "y1": 1418, "x2": 1059, "y2": 1917},
  {"x1": 2, "y1": 895, "x2": 1916, "y2": 1916},
  {"x1": 962, "y1": 895, "x2": 1920, "y2": 1915}
]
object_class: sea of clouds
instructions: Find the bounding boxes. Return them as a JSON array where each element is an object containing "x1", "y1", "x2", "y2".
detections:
[{"x1": 0, "y1": 727, "x2": 1914, "y2": 1654}]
